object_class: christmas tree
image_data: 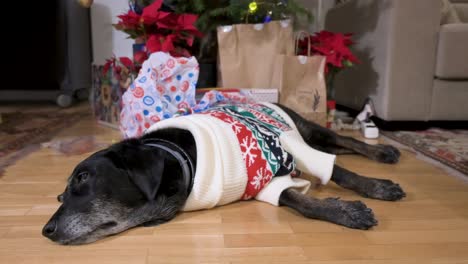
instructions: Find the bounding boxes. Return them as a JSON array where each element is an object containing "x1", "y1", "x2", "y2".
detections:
[
  {"x1": 166, "y1": 0, "x2": 312, "y2": 32},
  {"x1": 128, "y1": 0, "x2": 312, "y2": 62},
  {"x1": 165, "y1": 0, "x2": 312, "y2": 62}
]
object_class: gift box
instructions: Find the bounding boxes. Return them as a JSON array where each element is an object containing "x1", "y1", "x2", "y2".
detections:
[
  {"x1": 246, "y1": 89, "x2": 279, "y2": 103},
  {"x1": 196, "y1": 88, "x2": 279, "y2": 103},
  {"x1": 120, "y1": 52, "x2": 199, "y2": 138},
  {"x1": 91, "y1": 64, "x2": 135, "y2": 129}
]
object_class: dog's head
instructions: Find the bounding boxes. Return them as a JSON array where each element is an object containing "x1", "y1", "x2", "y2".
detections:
[{"x1": 42, "y1": 139, "x2": 189, "y2": 245}]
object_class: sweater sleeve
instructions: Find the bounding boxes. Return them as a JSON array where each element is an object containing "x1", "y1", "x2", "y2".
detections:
[
  {"x1": 255, "y1": 174, "x2": 311, "y2": 206},
  {"x1": 261, "y1": 102, "x2": 336, "y2": 185},
  {"x1": 279, "y1": 131, "x2": 336, "y2": 185}
]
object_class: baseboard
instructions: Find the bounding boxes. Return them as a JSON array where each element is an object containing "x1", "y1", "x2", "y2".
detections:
[{"x1": 336, "y1": 104, "x2": 468, "y2": 131}]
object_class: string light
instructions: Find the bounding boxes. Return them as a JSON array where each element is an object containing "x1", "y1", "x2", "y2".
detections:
[{"x1": 249, "y1": 1, "x2": 258, "y2": 13}]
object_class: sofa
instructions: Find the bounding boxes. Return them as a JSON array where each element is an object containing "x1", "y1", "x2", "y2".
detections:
[{"x1": 325, "y1": 0, "x2": 468, "y2": 121}]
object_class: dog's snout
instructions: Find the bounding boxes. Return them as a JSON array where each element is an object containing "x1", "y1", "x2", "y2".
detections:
[{"x1": 42, "y1": 219, "x2": 58, "y2": 238}]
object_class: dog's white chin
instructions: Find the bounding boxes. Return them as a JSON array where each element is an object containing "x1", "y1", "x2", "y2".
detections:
[
  {"x1": 58, "y1": 235, "x2": 100, "y2": 245},
  {"x1": 57, "y1": 222, "x2": 128, "y2": 245}
]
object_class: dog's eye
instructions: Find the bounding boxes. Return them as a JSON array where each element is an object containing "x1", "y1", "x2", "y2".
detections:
[{"x1": 75, "y1": 172, "x2": 90, "y2": 184}]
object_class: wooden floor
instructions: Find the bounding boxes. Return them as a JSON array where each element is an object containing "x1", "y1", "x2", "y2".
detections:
[{"x1": 1, "y1": 106, "x2": 468, "y2": 264}]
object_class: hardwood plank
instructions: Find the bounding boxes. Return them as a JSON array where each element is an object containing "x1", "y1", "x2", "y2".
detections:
[
  {"x1": 302, "y1": 243, "x2": 468, "y2": 261},
  {"x1": 0, "y1": 227, "x2": 8, "y2": 238},
  {"x1": 376, "y1": 218, "x2": 468, "y2": 231},
  {"x1": 365, "y1": 230, "x2": 468, "y2": 244},
  {"x1": 0, "y1": 215, "x2": 50, "y2": 227},
  {"x1": 0, "y1": 206, "x2": 31, "y2": 216},
  {"x1": 1, "y1": 104, "x2": 467, "y2": 263},
  {"x1": 154, "y1": 221, "x2": 292, "y2": 236},
  {"x1": 224, "y1": 232, "x2": 370, "y2": 248},
  {"x1": 147, "y1": 246, "x2": 307, "y2": 263},
  {"x1": 171, "y1": 210, "x2": 222, "y2": 224},
  {"x1": 0, "y1": 249, "x2": 148, "y2": 264}
]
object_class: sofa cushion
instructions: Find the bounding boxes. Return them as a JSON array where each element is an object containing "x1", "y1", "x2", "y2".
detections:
[
  {"x1": 435, "y1": 24, "x2": 468, "y2": 79},
  {"x1": 442, "y1": 0, "x2": 461, "y2": 24},
  {"x1": 430, "y1": 79, "x2": 468, "y2": 120},
  {"x1": 453, "y1": 3, "x2": 468, "y2": 22}
]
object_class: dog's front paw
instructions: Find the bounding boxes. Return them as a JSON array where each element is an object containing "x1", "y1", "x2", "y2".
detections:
[
  {"x1": 325, "y1": 198, "x2": 378, "y2": 230},
  {"x1": 359, "y1": 178, "x2": 406, "y2": 201},
  {"x1": 373, "y1": 145, "x2": 401, "y2": 164}
]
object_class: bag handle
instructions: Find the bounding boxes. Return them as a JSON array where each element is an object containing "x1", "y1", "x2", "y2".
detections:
[{"x1": 295, "y1": 31, "x2": 311, "y2": 57}]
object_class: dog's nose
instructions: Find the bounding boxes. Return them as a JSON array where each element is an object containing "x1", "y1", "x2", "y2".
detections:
[
  {"x1": 57, "y1": 194, "x2": 64, "y2": 203},
  {"x1": 42, "y1": 219, "x2": 58, "y2": 238}
]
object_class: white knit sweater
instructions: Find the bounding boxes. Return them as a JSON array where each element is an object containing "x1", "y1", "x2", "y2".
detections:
[{"x1": 146, "y1": 103, "x2": 336, "y2": 211}]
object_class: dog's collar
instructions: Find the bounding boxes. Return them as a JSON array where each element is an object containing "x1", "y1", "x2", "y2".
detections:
[{"x1": 143, "y1": 138, "x2": 194, "y2": 195}]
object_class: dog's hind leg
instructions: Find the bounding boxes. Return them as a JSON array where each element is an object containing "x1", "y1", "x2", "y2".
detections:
[
  {"x1": 276, "y1": 104, "x2": 400, "y2": 164},
  {"x1": 279, "y1": 189, "x2": 378, "y2": 229},
  {"x1": 333, "y1": 135, "x2": 401, "y2": 164},
  {"x1": 331, "y1": 165, "x2": 406, "y2": 201},
  {"x1": 321, "y1": 146, "x2": 357, "y2": 155}
]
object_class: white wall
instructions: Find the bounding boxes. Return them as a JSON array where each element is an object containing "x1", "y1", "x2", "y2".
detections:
[{"x1": 91, "y1": 0, "x2": 134, "y2": 65}]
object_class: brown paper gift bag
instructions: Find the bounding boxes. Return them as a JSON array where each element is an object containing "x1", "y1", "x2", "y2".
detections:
[
  {"x1": 274, "y1": 32, "x2": 327, "y2": 126},
  {"x1": 217, "y1": 20, "x2": 294, "y2": 88}
]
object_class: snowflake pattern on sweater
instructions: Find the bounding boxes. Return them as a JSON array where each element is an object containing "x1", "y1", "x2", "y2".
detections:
[{"x1": 202, "y1": 104, "x2": 296, "y2": 200}]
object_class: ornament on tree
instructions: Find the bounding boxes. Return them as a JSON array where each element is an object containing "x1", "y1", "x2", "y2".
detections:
[
  {"x1": 249, "y1": 2, "x2": 258, "y2": 14},
  {"x1": 277, "y1": 0, "x2": 285, "y2": 6},
  {"x1": 264, "y1": 11, "x2": 273, "y2": 23}
]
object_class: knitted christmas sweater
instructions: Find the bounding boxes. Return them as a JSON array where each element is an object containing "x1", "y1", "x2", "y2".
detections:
[{"x1": 146, "y1": 103, "x2": 336, "y2": 211}]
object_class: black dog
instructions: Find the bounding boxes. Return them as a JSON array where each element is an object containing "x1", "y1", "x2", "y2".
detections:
[{"x1": 43, "y1": 104, "x2": 405, "y2": 245}]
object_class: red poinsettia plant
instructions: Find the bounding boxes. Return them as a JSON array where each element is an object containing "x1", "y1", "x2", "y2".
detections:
[
  {"x1": 114, "y1": 0, "x2": 202, "y2": 57},
  {"x1": 299, "y1": 30, "x2": 360, "y2": 99}
]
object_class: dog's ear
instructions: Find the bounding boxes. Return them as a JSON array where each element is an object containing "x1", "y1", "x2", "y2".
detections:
[{"x1": 106, "y1": 140, "x2": 165, "y2": 201}]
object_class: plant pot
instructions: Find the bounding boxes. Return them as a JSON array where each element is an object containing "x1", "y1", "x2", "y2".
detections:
[
  {"x1": 197, "y1": 63, "x2": 217, "y2": 88},
  {"x1": 133, "y1": 39, "x2": 147, "y2": 66}
]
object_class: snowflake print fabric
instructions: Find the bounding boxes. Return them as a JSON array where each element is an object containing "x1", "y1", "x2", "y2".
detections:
[{"x1": 202, "y1": 104, "x2": 296, "y2": 200}]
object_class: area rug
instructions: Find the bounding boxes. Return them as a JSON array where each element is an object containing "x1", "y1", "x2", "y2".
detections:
[
  {"x1": 0, "y1": 110, "x2": 90, "y2": 175},
  {"x1": 382, "y1": 129, "x2": 468, "y2": 175}
]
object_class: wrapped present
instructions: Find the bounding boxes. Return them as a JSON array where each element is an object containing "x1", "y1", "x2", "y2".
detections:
[
  {"x1": 91, "y1": 57, "x2": 136, "y2": 129},
  {"x1": 196, "y1": 88, "x2": 279, "y2": 104},
  {"x1": 120, "y1": 52, "x2": 199, "y2": 138}
]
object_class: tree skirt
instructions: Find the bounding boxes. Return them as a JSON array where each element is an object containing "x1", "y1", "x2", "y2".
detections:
[{"x1": 382, "y1": 129, "x2": 468, "y2": 175}]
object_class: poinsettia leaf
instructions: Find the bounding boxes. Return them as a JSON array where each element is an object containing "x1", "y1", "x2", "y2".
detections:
[
  {"x1": 118, "y1": 58, "x2": 133, "y2": 71},
  {"x1": 179, "y1": 14, "x2": 198, "y2": 26},
  {"x1": 161, "y1": 34, "x2": 176, "y2": 52},
  {"x1": 158, "y1": 12, "x2": 173, "y2": 20},
  {"x1": 103, "y1": 63, "x2": 111, "y2": 75},
  {"x1": 141, "y1": 0, "x2": 163, "y2": 24},
  {"x1": 142, "y1": 0, "x2": 163, "y2": 18},
  {"x1": 134, "y1": 51, "x2": 148, "y2": 65},
  {"x1": 103, "y1": 58, "x2": 115, "y2": 75},
  {"x1": 177, "y1": 14, "x2": 199, "y2": 31},
  {"x1": 179, "y1": 48, "x2": 191, "y2": 58},
  {"x1": 156, "y1": 13, "x2": 178, "y2": 29},
  {"x1": 146, "y1": 35, "x2": 162, "y2": 53},
  {"x1": 115, "y1": 65, "x2": 122, "y2": 74},
  {"x1": 157, "y1": 13, "x2": 202, "y2": 37},
  {"x1": 117, "y1": 11, "x2": 141, "y2": 28},
  {"x1": 184, "y1": 35, "x2": 195, "y2": 46}
]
